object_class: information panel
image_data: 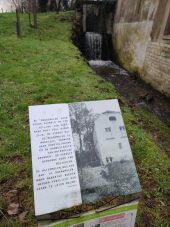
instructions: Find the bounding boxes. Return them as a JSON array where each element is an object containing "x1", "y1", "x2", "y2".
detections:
[{"x1": 29, "y1": 100, "x2": 141, "y2": 217}]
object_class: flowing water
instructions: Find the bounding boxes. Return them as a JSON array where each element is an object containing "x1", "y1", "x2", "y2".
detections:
[
  {"x1": 85, "y1": 32, "x2": 102, "y2": 60},
  {"x1": 89, "y1": 60, "x2": 170, "y2": 126}
]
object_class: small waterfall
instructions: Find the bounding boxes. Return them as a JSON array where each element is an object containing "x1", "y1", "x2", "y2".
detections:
[{"x1": 85, "y1": 32, "x2": 102, "y2": 60}]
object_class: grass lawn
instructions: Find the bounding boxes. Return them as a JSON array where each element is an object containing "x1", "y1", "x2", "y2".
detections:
[{"x1": 0, "y1": 11, "x2": 170, "y2": 227}]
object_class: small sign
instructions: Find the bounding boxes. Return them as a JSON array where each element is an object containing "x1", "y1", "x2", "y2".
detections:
[
  {"x1": 48, "y1": 201, "x2": 139, "y2": 227},
  {"x1": 29, "y1": 100, "x2": 141, "y2": 217}
]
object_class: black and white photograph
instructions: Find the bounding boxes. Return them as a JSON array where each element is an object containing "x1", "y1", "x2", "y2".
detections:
[{"x1": 69, "y1": 100, "x2": 141, "y2": 203}]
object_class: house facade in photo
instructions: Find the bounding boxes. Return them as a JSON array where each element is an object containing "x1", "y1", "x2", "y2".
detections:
[{"x1": 93, "y1": 111, "x2": 132, "y2": 165}]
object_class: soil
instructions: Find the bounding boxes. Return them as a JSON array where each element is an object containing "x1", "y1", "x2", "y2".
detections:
[{"x1": 89, "y1": 61, "x2": 170, "y2": 127}]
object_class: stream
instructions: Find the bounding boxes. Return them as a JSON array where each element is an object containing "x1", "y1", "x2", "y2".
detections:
[{"x1": 89, "y1": 60, "x2": 170, "y2": 127}]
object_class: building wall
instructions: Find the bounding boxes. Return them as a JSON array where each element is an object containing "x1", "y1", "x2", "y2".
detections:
[
  {"x1": 142, "y1": 0, "x2": 170, "y2": 96},
  {"x1": 93, "y1": 112, "x2": 132, "y2": 165},
  {"x1": 112, "y1": 0, "x2": 170, "y2": 96}
]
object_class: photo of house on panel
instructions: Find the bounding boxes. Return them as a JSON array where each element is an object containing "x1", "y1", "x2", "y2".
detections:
[
  {"x1": 93, "y1": 110, "x2": 131, "y2": 165},
  {"x1": 69, "y1": 99, "x2": 141, "y2": 203}
]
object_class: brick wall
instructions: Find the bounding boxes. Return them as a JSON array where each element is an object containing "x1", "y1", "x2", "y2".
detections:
[{"x1": 142, "y1": 42, "x2": 170, "y2": 96}]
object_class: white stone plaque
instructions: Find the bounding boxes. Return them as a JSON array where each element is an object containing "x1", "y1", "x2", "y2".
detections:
[
  {"x1": 29, "y1": 104, "x2": 82, "y2": 216},
  {"x1": 29, "y1": 100, "x2": 141, "y2": 217}
]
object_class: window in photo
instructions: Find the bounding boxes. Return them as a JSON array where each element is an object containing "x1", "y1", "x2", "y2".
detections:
[{"x1": 105, "y1": 127, "x2": 111, "y2": 132}]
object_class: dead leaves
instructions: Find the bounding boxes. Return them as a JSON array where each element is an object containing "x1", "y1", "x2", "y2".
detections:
[
  {"x1": 5, "y1": 190, "x2": 18, "y2": 199},
  {"x1": 7, "y1": 203, "x2": 20, "y2": 216},
  {"x1": 19, "y1": 211, "x2": 28, "y2": 221},
  {"x1": 4, "y1": 189, "x2": 28, "y2": 221}
]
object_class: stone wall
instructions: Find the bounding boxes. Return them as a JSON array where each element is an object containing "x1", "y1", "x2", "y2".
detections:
[{"x1": 112, "y1": 0, "x2": 170, "y2": 96}]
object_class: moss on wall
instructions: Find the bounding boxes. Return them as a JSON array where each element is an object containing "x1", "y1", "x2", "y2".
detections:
[{"x1": 112, "y1": 21, "x2": 153, "y2": 75}]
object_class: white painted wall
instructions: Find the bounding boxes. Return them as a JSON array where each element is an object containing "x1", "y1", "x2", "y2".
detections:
[
  {"x1": 93, "y1": 112, "x2": 132, "y2": 165},
  {"x1": 0, "y1": 0, "x2": 15, "y2": 12}
]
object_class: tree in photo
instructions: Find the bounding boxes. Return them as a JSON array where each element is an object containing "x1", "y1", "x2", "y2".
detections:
[
  {"x1": 69, "y1": 103, "x2": 100, "y2": 168},
  {"x1": 69, "y1": 103, "x2": 88, "y2": 154}
]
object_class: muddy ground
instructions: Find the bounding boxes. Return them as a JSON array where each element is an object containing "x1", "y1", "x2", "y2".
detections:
[{"x1": 89, "y1": 60, "x2": 170, "y2": 127}]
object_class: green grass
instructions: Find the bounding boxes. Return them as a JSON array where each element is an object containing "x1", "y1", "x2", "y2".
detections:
[{"x1": 0, "y1": 12, "x2": 170, "y2": 227}]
